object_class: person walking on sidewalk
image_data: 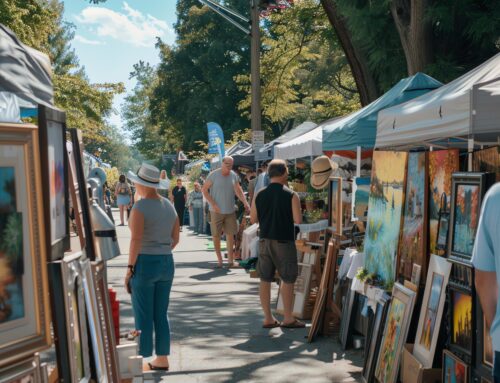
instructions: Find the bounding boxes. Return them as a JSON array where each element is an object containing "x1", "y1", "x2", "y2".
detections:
[
  {"x1": 171, "y1": 178, "x2": 187, "y2": 231},
  {"x1": 202, "y1": 156, "x2": 250, "y2": 268},
  {"x1": 250, "y1": 159, "x2": 305, "y2": 329},
  {"x1": 124, "y1": 163, "x2": 179, "y2": 372},
  {"x1": 188, "y1": 182, "x2": 204, "y2": 234},
  {"x1": 115, "y1": 174, "x2": 132, "y2": 226}
]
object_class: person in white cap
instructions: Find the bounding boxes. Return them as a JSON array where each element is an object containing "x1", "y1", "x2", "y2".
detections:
[{"x1": 125, "y1": 163, "x2": 179, "y2": 372}]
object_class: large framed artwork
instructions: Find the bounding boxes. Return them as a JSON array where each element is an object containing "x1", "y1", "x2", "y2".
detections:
[
  {"x1": 443, "y1": 349, "x2": 469, "y2": 383},
  {"x1": 61, "y1": 252, "x2": 91, "y2": 383},
  {"x1": 328, "y1": 177, "x2": 342, "y2": 234},
  {"x1": 362, "y1": 293, "x2": 390, "y2": 383},
  {"x1": 0, "y1": 354, "x2": 41, "y2": 382},
  {"x1": 448, "y1": 284, "x2": 473, "y2": 360},
  {"x1": 429, "y1": 149, "x2": 459, "y2": 254},
  {"x1": 374, "y1": 283, "x2": 416, "y2": 383},
  {"x1": 364, "y1": 151, "x2": 408, "y2": 285},
  {"x1": 38, "y1": 105, "x2": 70, "y2": 261},
  {"x1": 413, "y1": 254, "x2": 452, "y2": 368},
  {"x1": 448, "y1": 172, "x2": 493, "y2": 264},
  {"x1": 398, "y1": 152, "x2": 428, "y2": 281},
  {"x1": 352, "y1": 177, "x2": 370, "y2": 222},
  {"x1": 0, "y1": 123, "x2": 51, "y2": 367},
  {"x1": 68, "y1": 129, "x2": 98, "y2": 260}
]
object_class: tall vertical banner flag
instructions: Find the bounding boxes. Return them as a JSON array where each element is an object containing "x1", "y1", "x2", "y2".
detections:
[{"x1": 207, "y1": 122, "x2": 225, "y2": 157}]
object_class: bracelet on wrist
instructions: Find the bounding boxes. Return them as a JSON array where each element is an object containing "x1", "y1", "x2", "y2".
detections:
[{"x1": 127, "y1": 265, "x2": 135, "y2": 275}]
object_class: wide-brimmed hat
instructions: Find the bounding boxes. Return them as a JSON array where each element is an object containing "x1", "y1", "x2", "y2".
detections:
[
  {"x1": 127, "y1": 163, "x2": 170, "y2": 190},
  {"x1": 310, "y1": 155, "x2": 337, "y2": 190}
]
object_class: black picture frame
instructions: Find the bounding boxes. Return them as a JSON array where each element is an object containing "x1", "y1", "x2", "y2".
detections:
[
  {"x1": 362, "y1": 293, "x2": 390, "y2": 383},
  {"x1": 448, "y1": 283, "x2": 475, "y2": 364},
  {"x1": 447, "y1": 172, "x2": 494, "y2": 265},
  {"x1": 474, "y1": 294, "x2": 493, "y2": 381},
  {"x1": 38, "y1": 105, "x2": 70, "y2": 260},
  {"x1": 68, "y1": 128, "x2": 98, "y2": 260},
  {"x1": 339, "y1": 284, "x2": 357, "y2": 350}
]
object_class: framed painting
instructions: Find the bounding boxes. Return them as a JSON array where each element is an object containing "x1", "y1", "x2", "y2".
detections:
[
  {"x1": 475, "y1": 296, "x2": 493, "y2": 380},
  {"x1": 276, "y1": 263, "x2": 313, "y2": 319},
  {"x1": 436, "y1": 210, "x2": 451, "y2": 253},
  {"x1": 362, "y1": 293, "x2": 390, "y2": 383},
  {"x1": 352, "y1": 177, "x2": 370, "y2": 222},
  {"x1": 0, "y1": 354, "x2": 41, "y2": 382},
  {"x1": 0, "y1": 123, "x2": 51, "y2": 367},
  {"x1": 443, "y1": 349, "x2": 469, "y2": 383},
  {"x1": 38, "y1": 105, "x2": 70, "y2": 261},
  {"x1": 448, "y1": 285, "x2": 473, "y2": 359},
  {"x1": 375, "y1": 282, "x2": 416, "y2": 383},
  {"x1": 68, "y1": 129, "x2": 98, "y2": 260},
  {"x1": 328, "y1": 177, "x2": 342, "y2": 234},
  {"x1": 429, "y1": 149, "x2": 459, "y2": 254},
  {"x1": 397, "y1": 152, "x2": 428, "y2": 281},
  {"x1": 81, "y1": 259, "x2": 109, "y2": 382},
  {"x1": 364, "y1": 151, "x2": 408, "y2": 285},
  {"x1": 61, "y1": 252, "x2": 91, "y2": 383},
  {"x1": 413, "y1": 254, "x2": 452, "y2": 368},
  {"x1": 448, "y1": 172, "x2": 494, "y2": 264}
]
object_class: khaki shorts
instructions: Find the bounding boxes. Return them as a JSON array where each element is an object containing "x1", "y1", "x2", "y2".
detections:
[
  {"x1": 210, "y1": 211, "x2": 238, "y2": 236},
  {"x1": 257, "y1": 239, "x2": 298, "y2": 284}
]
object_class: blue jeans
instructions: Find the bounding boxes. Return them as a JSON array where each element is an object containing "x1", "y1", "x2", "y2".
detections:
[
  {"x1": 193, "y1": 207, "x2": 203, "y2": 234},
  {"x1": 131, "y1": 254, "x2": 175, "y2": 357}
]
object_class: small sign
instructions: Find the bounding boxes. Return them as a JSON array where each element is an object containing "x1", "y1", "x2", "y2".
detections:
[
  {"x1": 162, "y1": 153, "x2": 177, "y2": 161},
  {"x1": 252, "y1": 130, "x2": 265, "y2": 152}
]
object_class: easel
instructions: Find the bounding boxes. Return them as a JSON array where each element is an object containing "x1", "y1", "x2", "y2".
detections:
[{"x1": 322, "y1": 234, "x2": 343, "y2": 335}]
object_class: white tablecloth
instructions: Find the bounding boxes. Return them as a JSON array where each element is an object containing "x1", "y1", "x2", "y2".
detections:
[{"x1": 295, "y1": 219, "x2": 329, "y2": 233}]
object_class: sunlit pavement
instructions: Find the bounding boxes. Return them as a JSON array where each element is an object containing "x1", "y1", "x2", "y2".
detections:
[{"x1": 107, "y1": 209, "x2": 363, "y2": 382}]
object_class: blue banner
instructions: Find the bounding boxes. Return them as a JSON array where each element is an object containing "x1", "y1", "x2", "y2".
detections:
[{"x1": 207, "y1": 122, "x2": 225, "y2": 157}]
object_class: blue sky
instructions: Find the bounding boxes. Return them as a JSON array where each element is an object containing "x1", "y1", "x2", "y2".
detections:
[{"x1": 62, "y1": 1, "x2": 178, "y2": 128}]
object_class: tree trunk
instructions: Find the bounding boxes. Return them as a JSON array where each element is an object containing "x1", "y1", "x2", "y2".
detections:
[
  {"x1": 320, "y1": 0, "x2": 379, "y2": 106},
  {"x1": 390, "y1": 0, "x2": 433, "y2": 75}
]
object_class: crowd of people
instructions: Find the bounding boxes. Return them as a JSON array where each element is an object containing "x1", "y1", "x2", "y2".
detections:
[{"x1": 120, "y1": 157, "x2": 305, "y2": 372}]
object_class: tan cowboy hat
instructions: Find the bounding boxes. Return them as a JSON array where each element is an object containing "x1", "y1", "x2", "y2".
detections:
[
  {"x1": 127, "y1": 163, "x2": 170, "y2": 190},
  {"x1": 310, "y1": 155, "x2": 337, "y2": 190}
]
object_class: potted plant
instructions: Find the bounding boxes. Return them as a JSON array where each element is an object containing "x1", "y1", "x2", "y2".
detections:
[{"x1": 305, "y1": 194, "x2": 315, "y2": 211}]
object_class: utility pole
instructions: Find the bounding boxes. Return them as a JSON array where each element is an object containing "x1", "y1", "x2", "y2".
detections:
[{"x1": 250, "y1": 0, "x2": 262, "y2": 132}]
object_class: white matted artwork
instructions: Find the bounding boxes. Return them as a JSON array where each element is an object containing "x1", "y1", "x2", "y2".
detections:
[
  {"x1": 276, "y1": 263, "x2": 313, "y2": 319},
  {"x1": 413, "y1": 254, "x2": 451, "y2": 368}
]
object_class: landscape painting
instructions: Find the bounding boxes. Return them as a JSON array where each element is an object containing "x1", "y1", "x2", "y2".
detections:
[
  {"x1": 452, "y1": 291, "x2": 473, "y2": 352},
  {"x1": 429, "y1": 150, "x2": 459, "y2": 254},
  {"x1": 419, "y1": 272, "x2": 444, "y2": 350},
  {"x1": 451, "y1": 184, "x2": 480, "y2": 256},
  {"x1": 398, "y1": 152, "x2": 427, "y2": 280},
  {"x1": 375, "y1": 297, "x2": 405, "y2": 383},
  {"x1": 364, "y1": 151, "x2": 407, "y2": 285},
  {"x1": 352, "y1": 177, "x2": 370, "y2": 221},
  {"x1": 443, "y1": 350, "x2": 468, "y2": 383}
]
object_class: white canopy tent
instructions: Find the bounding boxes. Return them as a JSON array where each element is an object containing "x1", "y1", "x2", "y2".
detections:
[
  {"x1": 273, "y1": 125, "x2": 323, "y2": 160},
  {"x1": 376, "y1": 53, "x2": 500, "y2": 149}
]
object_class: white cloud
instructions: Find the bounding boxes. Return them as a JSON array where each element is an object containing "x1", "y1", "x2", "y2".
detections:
[
  {"x1": 74, "y1": 35, "x2": 105, "y2": 45},
  {"x1": 76, "y1": 2, "x2": 173, "y2": 47}
]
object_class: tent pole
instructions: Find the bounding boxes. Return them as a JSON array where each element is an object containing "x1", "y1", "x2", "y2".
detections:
[
  {"x1": 294, "y1": 158, "x2": 297, "y2": 171},
  {"x1": 356, "y1": 146, "x2": 361, "y2": 178},
  {"x1": 468, "y1": 138, "x2": 474, "y2": 171}
]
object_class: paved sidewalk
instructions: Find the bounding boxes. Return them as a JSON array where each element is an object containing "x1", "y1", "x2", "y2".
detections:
[{"x1": 107, "y1": 215, "x2": 363, "y2": 382}]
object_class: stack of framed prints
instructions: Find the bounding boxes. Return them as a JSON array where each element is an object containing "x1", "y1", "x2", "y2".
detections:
[{"x1": 0, "y1": 123, "x2": 52, "y2": 372}]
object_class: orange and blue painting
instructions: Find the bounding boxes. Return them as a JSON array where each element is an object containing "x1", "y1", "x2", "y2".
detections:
[
  {"x1": 364, "y1": 151, "x2": 407, "y2": 284},
  {"x1": 443, "y1": 350, "x2": 467, "y2": 383},
  {"x1": 452, "y1": 291, "x2": 472, "y2": 351}
]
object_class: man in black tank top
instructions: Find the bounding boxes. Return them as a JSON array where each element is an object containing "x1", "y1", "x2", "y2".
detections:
[{"x1": 250, "y1": 159, "x2": 305, "y2": 329}]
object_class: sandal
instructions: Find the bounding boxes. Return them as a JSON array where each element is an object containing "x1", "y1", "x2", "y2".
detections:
[
  {"x1": 148, "y1": 362, "x2": 169, "y2": 371},
  {"x1": 262, "y1": 320, "x2": 281, "y2": 329},
  {"x1": 280, "y1": 320, "x2": 306, "y2": 329}
]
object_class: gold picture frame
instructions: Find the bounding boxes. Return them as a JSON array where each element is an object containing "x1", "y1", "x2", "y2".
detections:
[{"x1": 0, "y1": 123, "x2": 51, "y2": 367}]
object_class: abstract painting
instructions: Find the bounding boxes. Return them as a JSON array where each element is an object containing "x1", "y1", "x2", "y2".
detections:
[
  {"x1": 364, "y1": 151, "x2": 407, "y2": 285},
  {"x1": 398, "y1": 152, "x2": 427, "y2": 280},
  {"x1": 352, "y1": 177, "x2": 370, "y2": 221},
  {"x1": 443, "y1": 350, "x2": 468, "y2": 383},
  {"x1": 429, "y1": 150, "x2": 459, "y2": 254},
  {"x1": 451, "y1": 184, "x2": 479, "y2": 256},
  {"x1": 452, "y1": 291, "x2": 473, "y2": 352}
]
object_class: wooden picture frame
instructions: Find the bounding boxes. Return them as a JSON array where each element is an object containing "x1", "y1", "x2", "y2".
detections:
[
  {"x1": 0, "y1": 354, "x2": 41, "y2": 382},
  {"x1": 328, "y1": 177, "x2": 342, "y2": 234},
  {"x1": 61, "y1": 252, "x2": 91, "y2": 383},
  {"x1": 375, "y1": 282, "x2": 416, "y2": 383},
  {"x1": 362, "y1": 293, "x2": 390, "y2": 383},
  {"x1": 0, "y1": 123, "x2": 51, "y2": 367},
  {"x1": 448, "y1": 284, "x2": 474, "y2": 362},
  {"x1": 413, "y1": 254, "x2": 452, "y2": 368},
  {"x1": 38, "y1": 105, "x2": 70, "y2": 261},
  {"x1": 443, "y1": 349, "x2": 469, "y2": 383},
  {"x1": 67, "y1": 128, "x2": 98, "y2": 260}
]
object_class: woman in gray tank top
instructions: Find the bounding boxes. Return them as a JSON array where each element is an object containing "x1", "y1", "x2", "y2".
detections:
[{"x1": 125, "y1": 163, "x2": 179, "y2": 372}]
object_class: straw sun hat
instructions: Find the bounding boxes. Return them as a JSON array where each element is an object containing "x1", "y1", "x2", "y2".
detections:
[
  {"x1": 127, "y1": 163, "x2": 170, "y2": 190},
  {"x1": 310, "y1": 155, "x2": 337, "y2": 190}
]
